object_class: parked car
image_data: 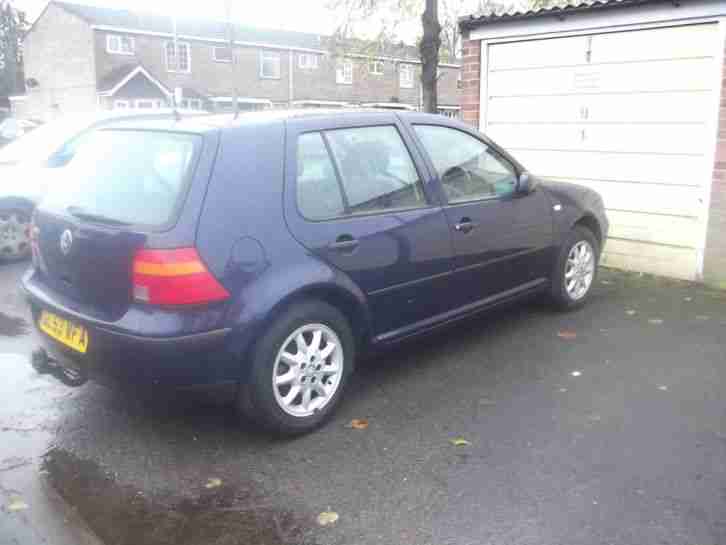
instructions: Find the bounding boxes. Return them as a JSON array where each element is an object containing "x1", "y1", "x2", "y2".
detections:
[
  {"x1": 0, "y1": 117, "x2": 43, "y2": 147},
  {"x1": 0, "y1": 109, "x2": 207, "y2": 262},
  {"x1": 23, "y1": 110, "x2": 608, "y2": 435}
]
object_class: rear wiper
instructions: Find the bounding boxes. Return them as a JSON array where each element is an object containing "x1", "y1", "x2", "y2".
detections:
[{"x1": 66, "y1": 206, "x2": 132, "y2": 226}]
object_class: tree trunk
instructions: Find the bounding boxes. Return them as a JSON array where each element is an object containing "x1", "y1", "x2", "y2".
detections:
[{"x1": 420, "y1": 0, "x2": 441, "y2": 114}]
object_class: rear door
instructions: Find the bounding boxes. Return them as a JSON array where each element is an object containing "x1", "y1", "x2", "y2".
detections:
[
  {"x1": 284, "y1": 113, "x2": 455, "y2": 337},
  {"x1": 407, "y1": 120, "x2": 554, "y2": 305}
]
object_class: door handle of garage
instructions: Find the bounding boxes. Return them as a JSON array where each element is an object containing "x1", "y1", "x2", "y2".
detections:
[
  {"x1": 454, "y1": 218, "x2": 478, "y2": 234},
  {"x1": 328, "y1": 235, "x2": 359, "y2": 253}
]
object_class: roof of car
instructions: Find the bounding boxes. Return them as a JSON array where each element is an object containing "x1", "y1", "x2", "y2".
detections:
[{"x1": 97, "y1": 109, "x2": 450, "y2": 134}]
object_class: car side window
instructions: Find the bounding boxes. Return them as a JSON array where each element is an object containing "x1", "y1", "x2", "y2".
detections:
[
  {"x1": 296, "y1": 132, "x2": 346, "y2": 221},
  {"x1": 413, "y1": 125, "x2": 518, "y2": 204},
  {"x1": 296, "y1": 126, "x2": 426, "y2": 220}
]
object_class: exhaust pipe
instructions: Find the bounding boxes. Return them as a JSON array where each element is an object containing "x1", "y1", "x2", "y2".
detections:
[{"x1": 31, "y1": 348, "x2": 88, "y2": 387}]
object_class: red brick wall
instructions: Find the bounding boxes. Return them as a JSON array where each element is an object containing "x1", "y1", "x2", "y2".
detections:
[
  {"x1": 703, "y1": 39, "x2": 726, "y2": 286},
  {"x1": 460, "y1": 38, "x2": 481, "y2": 128}
]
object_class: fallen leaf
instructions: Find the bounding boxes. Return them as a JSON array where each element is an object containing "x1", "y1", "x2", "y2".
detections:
[
  {"x1": 205, "y1": 478, "x2": 222, "y2": 489},
  {"x1": 7, "y1": 498, "x2": 28, "y2": 512},
  {"x1": 683, "y1": 297, "x2": 692, "y2": 302},
  {"x1": 449, "y1": 437, "x2": 471, "y2": 447},
  {"x1": 559, "y1": 388, "x2": 568, "y2": 393},
  {"x1": 571, "y1": 370, "x2": 582, "y2": 377},
  {"x1": 648, "y1": 318, "x2": 664, "y2": 325},
  {"x1": 625, "y1": 309, "x2": 637, "y2": 316},
  {"x1": 601, "y1": 280, "x2": 611, "y2": 285},
  {"x1": 317, "y1": 511, "x2": 339, "y2": 526},
  {"x1": 557, "y1": 330, "x2": 577, "y2": 339},
  {"x1": 346, "y1": 419, "x2": 368, "y2": 430},
  {"x1": 658, "y1": 385, "x2": 668, "y2": 391}
]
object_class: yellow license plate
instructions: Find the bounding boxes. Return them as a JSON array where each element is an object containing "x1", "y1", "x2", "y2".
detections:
[{"x1": 39, "y1": 311, "x2": 89, "y2": 354}]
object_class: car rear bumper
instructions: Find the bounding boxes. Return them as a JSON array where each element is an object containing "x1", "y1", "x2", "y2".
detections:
[{"x1": 22, "y1": 270, "x2": 241, "y2": 395}]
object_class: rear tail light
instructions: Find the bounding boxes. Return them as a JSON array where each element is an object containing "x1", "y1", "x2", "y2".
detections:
[{"x1": 132, "y1": 248, "x2": 229, "y2": 306}]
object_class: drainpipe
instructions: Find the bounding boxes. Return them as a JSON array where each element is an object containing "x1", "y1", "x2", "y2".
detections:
[{"x1": 288, "y1": 49, "x2": 294, "y2": 109}]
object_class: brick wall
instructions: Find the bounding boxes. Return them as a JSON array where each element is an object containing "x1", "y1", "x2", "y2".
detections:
[
  {"x1": 22, "y1": 3, "x2": 97, "y2": 119},
  {"x1": 703, "y1": 40, "x2": 726, "y2": 287},
  {"x1": 460, "y1": 37, "x2": 481, "y2": 127}
]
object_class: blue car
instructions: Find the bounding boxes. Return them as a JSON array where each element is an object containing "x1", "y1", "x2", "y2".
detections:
[{"x1": 24, "y1": 110, "x2": 608, "y2": 435}]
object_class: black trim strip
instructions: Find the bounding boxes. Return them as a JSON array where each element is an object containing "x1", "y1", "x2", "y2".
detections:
[{"x1": 374, "y1": 278, "x2": 547, "y2": 343}]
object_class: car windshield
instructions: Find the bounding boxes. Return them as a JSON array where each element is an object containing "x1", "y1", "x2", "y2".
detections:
[
  {"x1": 41, "y1": 129, "x2": 200, "y2": 228},
  {"x1": 0, "y1": 115, "x2": 96, "y2": 165}
]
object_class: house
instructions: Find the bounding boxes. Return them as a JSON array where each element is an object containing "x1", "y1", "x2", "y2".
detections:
[
  {"x1": 13, "y1": 1, "x2": 461, "y2": 119},
  {"x1": 459, "y1": 0, "x2": 726, "y2": 286}
]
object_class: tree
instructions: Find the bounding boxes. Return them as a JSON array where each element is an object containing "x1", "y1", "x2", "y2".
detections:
[
  {"x1": 329, "y1": 0, "x2": 511, "y2": 113},
  {"x1": 0, "y1": 0, "x2": 27, "y2": 98}
]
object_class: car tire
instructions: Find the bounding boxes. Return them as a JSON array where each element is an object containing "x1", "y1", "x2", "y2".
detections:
[
  {"x1": 549, "y1": 225, "x2": 600, "y2": 310},
  {"x1": 0, "y1": 206, "x2": 32, "y2": 263},
  {"x1": 236, "y1": 300, "x2": 355, "y2": 435}
]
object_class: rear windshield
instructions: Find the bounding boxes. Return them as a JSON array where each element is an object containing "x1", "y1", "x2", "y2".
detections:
[{"x1": 41, "y1": 130, "x2": 200, "y2": 228}]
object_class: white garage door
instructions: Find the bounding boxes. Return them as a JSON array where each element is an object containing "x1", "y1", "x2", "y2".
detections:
[{"x1": 484, "y1": 24, "x2": 719, "y2": 280}]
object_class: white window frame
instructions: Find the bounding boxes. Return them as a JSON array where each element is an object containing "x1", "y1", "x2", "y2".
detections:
[
  {"x1": 399, "y1": 63, "x2": 414, "y2": 89},
  {"x1": 369, "y1": 60, "x2": 384, "y2": 75},
  {"x1": 212, "y1": 46, "x2": 232, "y2": 63},
  {"x1": 106, "y1": 34, "x2": 135, "y2": 55},
  {"x1": 298, "y1": 53, "x2": 318, "y2": 69},
  {"x1": 259, "y1": 50, "x2": 281, "y2": 79},
  {"x1": 113, "y1": 99, "x2": 130, "y2": 109},
  {"x1": 180, "y1": 98, "x2": 203, "y2": 110},
  {"x1": 134, "y1": 99, "x2": 164, "y2": 109},
  {"x1": 165, "y1": 41, "x2": 191, "y2": 73},
  {"x1": 336, "y1": 60, "x2": 353, "y2": 85}
]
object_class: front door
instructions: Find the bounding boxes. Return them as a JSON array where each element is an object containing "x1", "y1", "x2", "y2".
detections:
[
  {"x1": 409, "y1": 122, "x2": 554, "y2": 305},
  {"x1": 284, "y1": 114, "x2": 455, "y2": 337}
]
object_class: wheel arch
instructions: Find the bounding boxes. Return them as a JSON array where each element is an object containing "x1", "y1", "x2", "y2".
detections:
[{"x1": 573, "y1": 214, "x2": 602, "y2": 248}]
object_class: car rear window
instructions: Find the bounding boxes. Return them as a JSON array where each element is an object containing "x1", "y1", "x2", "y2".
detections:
[{"x1": 41, "y1": 130, "x2": 200, "y2": 228}]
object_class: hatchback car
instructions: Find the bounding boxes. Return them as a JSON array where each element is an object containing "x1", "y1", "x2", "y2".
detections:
[{"x1": 24, "y1": 110, "x2": 608, "y2": 435}]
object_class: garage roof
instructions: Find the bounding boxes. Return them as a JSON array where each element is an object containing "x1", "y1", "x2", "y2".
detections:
[{"x1": 459, "y1": 0, "x2": 676, "y2": 31}]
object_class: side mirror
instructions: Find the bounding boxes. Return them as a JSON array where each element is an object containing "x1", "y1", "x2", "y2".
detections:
[{"x1": 517, "y1": 171, "x2": 537, "y2": 194}]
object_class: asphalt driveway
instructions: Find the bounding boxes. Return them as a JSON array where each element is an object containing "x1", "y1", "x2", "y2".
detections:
[{"x1": 1, "y1": 262, "x2": 726, "y2": 545}]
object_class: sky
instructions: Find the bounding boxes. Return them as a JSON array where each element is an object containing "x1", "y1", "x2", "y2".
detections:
[{"x1": 13, "y1": 0, "x2": 428, "y2": 41}]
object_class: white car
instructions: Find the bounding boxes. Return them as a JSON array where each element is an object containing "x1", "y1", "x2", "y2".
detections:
[{"x1": 0, "y1": 109, "x2": 208, "y2": 261}]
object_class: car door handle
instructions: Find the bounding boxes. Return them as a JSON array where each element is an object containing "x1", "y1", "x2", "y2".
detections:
[
  {"x1": 328, "y1": 235, "x2": 359, "y2": 253},
  {"x1": 454, "y1": 218, "x2": 478, "y2": 234}
]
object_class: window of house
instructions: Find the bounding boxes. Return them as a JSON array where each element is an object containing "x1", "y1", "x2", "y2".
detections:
[
  {"x1": 180, "y1": 98, "x2": 203, "y2": 110},
  {"x1": 296, "y1": 126, "x2": 425, "y2": 220},
  {"x1": 413, "y1": 125, "x2": 518, "y2": 203},
  {"x1": 113, "y1": 100, "x2": 130, "y2": 109},
  {"x1": 134, "y1": 99, "x2": 165, "y2": 109},
  {"x1": 369, "y1": 60, "x2": 384, "y2": 75},
  {"x1": 213, "y1": 46, "x2": 232, "y2": 63},
  {"x1": 457, "y1": 71, "x2": 463, "y2": 89},
  {"x1": 399, "y1": 63, "x2": 414, "y2": 88},
  {"x1": 165, "y1": 42, "x2": 191, "y2": 72},
  {"x1": 106, "y1": 34, "x2": 135, "y2": 55},
  {"x1": 336, "y1": 60, "x2": 353, "y2": 85},
  {"x1": 298, "y1": 53, "x2": 318, "y2": 69},
  {"x1": 260, "y1": 50, "x2": 281, "y2": 79}
]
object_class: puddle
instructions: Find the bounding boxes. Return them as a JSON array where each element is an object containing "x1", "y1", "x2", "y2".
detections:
[
  {"x1": 43, "y1": 448, "x2": 320, "y2": 545},
  {"x1": 0, "y1": 312, "x2": 28, "y2": 337}
]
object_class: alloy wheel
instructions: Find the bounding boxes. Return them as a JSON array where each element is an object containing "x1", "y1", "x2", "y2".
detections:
[
  {"x1": 564, "y1": 240, "x2": 595, "y2": 301},
  {"x1": 272, "y1": 323, "x2": 344, "y2": 418},
  {"x1": 0, "y1": 209, "x2": 31, "y2": 260}
]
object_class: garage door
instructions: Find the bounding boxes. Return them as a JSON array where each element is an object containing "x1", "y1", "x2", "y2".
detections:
[{"x1": 484, "y1": 24, "x2": 719, "y2": 280}]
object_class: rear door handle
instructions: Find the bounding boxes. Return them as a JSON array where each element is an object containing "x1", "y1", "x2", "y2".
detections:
[
  {"x1": 328, "y1": 235, "x2": 359, "y2": 253},
  {"x1": 454, "y1": 218, "x2": 478, "y2": 234}
]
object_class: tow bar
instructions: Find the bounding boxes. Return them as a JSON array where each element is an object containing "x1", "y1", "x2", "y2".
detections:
[{"x1": 31, "y1": 348, "x2": 88, "y2": 387}]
